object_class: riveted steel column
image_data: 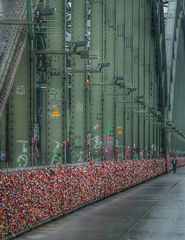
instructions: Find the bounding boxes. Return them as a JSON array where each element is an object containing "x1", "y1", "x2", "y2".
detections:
[
  {"x1": 132, "y1": 0, "x2": 140, "y2": 159},
  {"x1": 115, "y1": 0, "x2": 125, "y2": 159},
  {"x1": 84, "y1": 0, "x2": 91, "y2": 160},
  {"x1": 45, "y1": 1, "x2": 65, "y2": 165},
  {"x1": 0, "y1": 111, "x2": 6, "y2": 167},
  {"x1": 114, "y1": 0, "x2": 161, "y2": 160},
  {"x1": 171, "y1": 22, "x2": 185, "y2": 155},
  {"x1": 173, "y1": 6, "x2": 185, "y2": 156},
  {"x1": 103, "y1": 0, "x2": 116, "y2": 161},
  {"x1": 8, "y1": 44, "x2": 31, "y2": 167},
  {"x1": 138, "y1": 0, "x2": 145, "y2": 157},
  {"x1": 149, "y1": 11, "x2": 156, "y2": 159},
  {"x1": 71, "y1": 0, "x2": 86, "y2": 162},
  {"x1": 144, "y1": 0, "x2": 151, "y2": 158},
  {"x1": 90, "y1": 0, "x2": 104, "y2": 161},
  {"x1": 124, "y1": 0, "x2": 133, "y2": 152},
  {"x1": 27, "y1": 0, "x2": 33, "y2": 38},
  {"x1": 165, "y1": 0, "x2": 178, "y2": 156}
]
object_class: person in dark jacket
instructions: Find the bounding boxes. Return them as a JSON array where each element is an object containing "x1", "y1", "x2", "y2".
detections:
[{"x1": 172, "y1": 157, "x2": 177, "y2": 173}]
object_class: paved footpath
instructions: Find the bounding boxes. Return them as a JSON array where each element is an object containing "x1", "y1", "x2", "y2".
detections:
[{"x1": 16, "y1": 167, "x2": 185, "y2": 240}]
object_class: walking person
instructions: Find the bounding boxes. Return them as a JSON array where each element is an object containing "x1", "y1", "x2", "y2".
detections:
[{"x1": 171, "y1": 157, "x2": 177, "y2": 173}]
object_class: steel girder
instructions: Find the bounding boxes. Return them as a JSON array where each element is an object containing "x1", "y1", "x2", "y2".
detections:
[
  {"x1": 0, "y1": 111, "x2": 6, "y2": 167},
  {"x1": 0, "y1": 0, "x2": 168, "y2": 167},
  {"x1": 90, "y1": 0, "x2": 104, "y2": 161},
  {"x1": 89, "y1": 0, "x2": 166, "y2": 160},
  {"x1": 38, "y1": 1, "x2": 65, "y2": 165},
  {"x1": 71, "y1": 0, "x2": 86, "y2": 162},
  {"x1": 166, "y1": 0, "x2": 185, "y2": 156},
  {"x1": 1, "y1": 1, "x2": 39, "y2": 168},
  {"x1": 8, "y1": 44, "x2": 31, "y2": 167},
  {"x1": 0, "y1": 0, "x2": 39, "y2": 115}
]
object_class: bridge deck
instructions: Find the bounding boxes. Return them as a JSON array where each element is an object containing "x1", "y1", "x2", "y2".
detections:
[{"x1": 16, "y1": 167, "x2": 185, "y2": 240}]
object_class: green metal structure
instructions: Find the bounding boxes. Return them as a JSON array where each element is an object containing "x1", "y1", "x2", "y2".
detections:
[
  {"x1": 165, "y1": 0, "x2": 185, "y2": 156},
  {"x1": 0, "y1": 0, "x2": 185, "y2": 168}
]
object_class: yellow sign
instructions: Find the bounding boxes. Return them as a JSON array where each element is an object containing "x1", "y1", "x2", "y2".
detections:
[
  {"x1": 51, "y1": 109, "x2": 61, "y2": 118},
  {"x1": 117, "y1": 129, "x2": 123, "y2": 136}
]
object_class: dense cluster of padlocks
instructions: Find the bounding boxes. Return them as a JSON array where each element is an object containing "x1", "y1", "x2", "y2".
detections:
[{"x1": 1, "y1": 158, "x2": 185, "y2": 238}]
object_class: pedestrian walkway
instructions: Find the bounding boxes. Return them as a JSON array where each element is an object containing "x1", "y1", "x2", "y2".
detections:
[{"x1": 16, "y1": 167, "x2": 185, "y2": 240}]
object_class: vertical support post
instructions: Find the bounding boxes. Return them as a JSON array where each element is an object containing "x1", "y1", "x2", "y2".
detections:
[
  {"x1": 103, "y1": 0, "x2": 116, "y2": 161},
  {"x1": 149, "y1": 19, "x2": 155, "y2": 159},
  {"x1": 144, "y1": 0, "x2": 150, "y2": 159},
  {"x1": 27, "y1": 0, "x2": 33, "y2": 38},
  {"x1": 138, "y1": 0, "x2": 145, "y2": 158},
  {"x1": 42, "y1": 1, "x2": 65, "y2": 165},
  {"x1": 91, "y1": 0, "x2": 104, "y2": 162},
  {"x1": 8, "y1": 44, "x2": 31, "y2": 167},
  {"x1": 0, "y1": 112, "x2": 6, "y2": 167},
  {"x1": 71, "y1": 0, "x2": 86, "y2": 162},
  {"x1": 115, "y1": 0, "x2": 125, "y2": 160},
  {"x1": 124, "y1": 0, "x2": 133, "y2": 152},
  {"x1": 132, "y1": 0, "x2": 140, "y2": 159}
]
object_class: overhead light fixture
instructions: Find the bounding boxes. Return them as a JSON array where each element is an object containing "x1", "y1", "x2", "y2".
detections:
[
  {"x1": 135, "y1": 96, "x2": 144, "y2": 102},
  {"x1": 114, "y1": 76, "x2": 125, "y2": 85},
  {"x1": 39, "y1": 7, "x2": 56, "y2": 16},
  {"x1": 77, "y1": 50, "x2": 99, "y2": 59},
  {"x1": 80, "y1": 50, "x2": 99, "y2": 59},
  {"x1": 127, "y1": 87, "x2": 137, "y2": 93},
  {"x1": 115, "y1": 76, "x2": 132, "y2": 89},
  {"x1": 85, "y1": 74, "x2": 91, "y2": 85},
  {"x1": 72, "y1": 41, "x2": 87, "y2": 52},
  {"x1": 35, "y1": 7, "x2": 56, "y2": 20},
  {"x1": 98, "y1": 62, "x2": 111, "y2": 71},
  {"x1": 114, "y1": 76, "x2": 124, "y2": 81}
]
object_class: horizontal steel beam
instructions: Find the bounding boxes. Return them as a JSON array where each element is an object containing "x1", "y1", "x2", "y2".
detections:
[
  {"x1": 88, "y1": 83, "x2": 114, "y2": 86},
  {"x1": 0, "y1": 19, "x2": 38, "y2": 25},
  {"x1": 68, "y1": 69, "x2": 101, "y2": 73},
  {"x1": 35, "y1": 49, "x2": 79, "y2": 54},
  {"x1": 35, "y1": 49, "x2": 99, "y2": 59}
]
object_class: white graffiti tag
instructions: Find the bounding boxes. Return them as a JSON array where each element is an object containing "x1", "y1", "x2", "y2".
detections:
[
  {"x1": 77, "y1": 150, "x2": 84, "y2": 162},
  {"x1": 16, "y1": 140, "x2": 28, "y2": 167},
  {"x1": 92, "y1": 135, "x2": 102, "y2": 149},
  {"x1": 93, "y1": 124, "x2": 99, "y2": 131},
  {"x1": 51, "y1": 141, "x2": 63, "y2": 165}
]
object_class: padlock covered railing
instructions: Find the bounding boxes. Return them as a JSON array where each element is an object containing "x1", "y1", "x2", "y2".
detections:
[{"x1": 1, "y1": 158, "x2": 185, "y2": 239}]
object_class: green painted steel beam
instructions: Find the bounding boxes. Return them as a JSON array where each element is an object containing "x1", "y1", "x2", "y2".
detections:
[
  {"x1": 144, "y1": 0, "x2": 150, "y2": 157},
  {"x1": 1, "y1": 0, "x2": 176, "y2": 169},
  {"x1": 71, "y1": 0, "x2": 86, "y2": 162},
  {"x1": 90, "y1": 0, "x2": 104, "y2": 162},
  {"x1": 35, "y1": 49, "x2": 99, "y2": 60},
  {"x1": 8, "y1": 43, "x2": 32, "y2": 167},
  {"x1": 165, "y1": 0, "x2": 185, "y2": 155},
  {"x1": 0, "y1": 111, "x2": 6, "y2": 168},
  {"x1": 103, "y1": 0, "x2": 116, "y2": 160},
  {"x1": 0, "y1": 19, "x2": 38, "y2": 25},
  {"x1": 27, "y1": 0, "x2": 33, "y2": 37},
  {"x1": 124, "y1": 0, "x2": 133, "y2": 151},
  {"x1": 115, "y1": 0, "x2": 125, "y2": 159},
  {"x1": 69, "y1": 69, "x2": 100, "y2": 73},
  {"x1": 131, "y1": 0, "x2": 140, "y2": 158},
  {"x1": 34, "y1": 0, "x2": 66, "y2": 165}
]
